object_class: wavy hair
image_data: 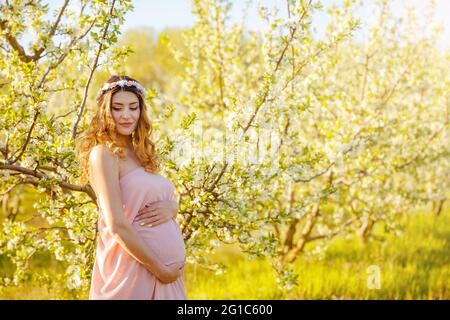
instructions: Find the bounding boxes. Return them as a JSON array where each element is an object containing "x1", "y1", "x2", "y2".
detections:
[{"x1": 75, "y1": 75, "x2": 160, "y2": 185}]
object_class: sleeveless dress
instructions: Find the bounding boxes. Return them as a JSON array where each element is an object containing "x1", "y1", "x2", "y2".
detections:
[{"x1": 89, "y1": 166, "x2": 187, "y2": 300}]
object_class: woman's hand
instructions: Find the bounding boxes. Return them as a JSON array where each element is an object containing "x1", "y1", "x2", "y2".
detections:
[
  {"x1": 134, "y1": 200, "x2": 179, "y2": 228},
  {"x1": 157, "y1": 262, "x2": 185, "y2": 284}
]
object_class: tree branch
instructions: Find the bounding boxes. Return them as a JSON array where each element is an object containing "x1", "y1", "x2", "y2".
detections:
[
  {"x1": 0, "y1": 164, "x2": 96, "y2": 201},
  {"x1": 0, "y1": 0, "x2": 70, "y2": 62},
  {"x1": 71, "y1": 0, "x2": 118, "y2": 139},
  {"x1": 240, "y1": 0, "x2": 313, "y2": 137}
]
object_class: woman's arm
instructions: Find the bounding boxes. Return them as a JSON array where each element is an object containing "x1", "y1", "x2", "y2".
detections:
[{"x1": 89, "y1": 145, "x2": 182, "y2": 283}]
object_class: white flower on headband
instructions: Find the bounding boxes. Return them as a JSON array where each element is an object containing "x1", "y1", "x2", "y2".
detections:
[{"x1": 96, "y1": 79, "x2": 147, "y2": 101}]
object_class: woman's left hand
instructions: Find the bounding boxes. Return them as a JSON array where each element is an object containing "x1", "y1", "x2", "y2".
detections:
[{"x1": 134, "y1": 200, "x2": 179, "y2": 228}]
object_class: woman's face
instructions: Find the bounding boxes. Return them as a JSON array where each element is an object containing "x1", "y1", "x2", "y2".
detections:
[{"x1": 111, "y1": 90, "x2": 140, "y2": 135}]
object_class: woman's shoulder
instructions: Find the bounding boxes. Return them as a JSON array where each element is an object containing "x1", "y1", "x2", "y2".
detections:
[
  {"x1": 90, "y1": 144, "x2": 114, "y2": 156},
  {"x1": 89, "y1": 144, "x2": 118, "y2": 168}
]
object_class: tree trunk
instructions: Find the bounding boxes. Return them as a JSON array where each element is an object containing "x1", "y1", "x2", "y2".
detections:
[
  {"x1": 281, "y1": 202, "x2": 320, "y2": 264},
  {"x1": 357, "y1": 218, "x2": 375, "y2": 244},
  {"x1": 432, "y1": 199, "x2": 445, "y2": 216}
]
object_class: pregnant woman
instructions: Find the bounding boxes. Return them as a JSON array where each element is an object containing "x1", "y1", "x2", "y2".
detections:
[{"x1": 75, "y1": 75, "x2": 186, "y2": 299}]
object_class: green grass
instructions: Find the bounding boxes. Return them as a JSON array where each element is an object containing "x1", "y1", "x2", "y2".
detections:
[
  {"x1": 1, "y1": 207, "x2": 449, "y2": 299},
  {"x1": 184, "y1": 208, "x2": 450, "y2": 299}
]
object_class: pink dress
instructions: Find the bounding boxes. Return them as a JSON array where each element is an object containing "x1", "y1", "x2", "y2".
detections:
[{"x1": 89, "y1": 166, "x2": 187, "y2": 300}]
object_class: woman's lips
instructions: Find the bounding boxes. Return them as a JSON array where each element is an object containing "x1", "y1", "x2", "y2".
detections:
[{"x1": 120, "y1": 123, "x2": 133, "y2": 128}]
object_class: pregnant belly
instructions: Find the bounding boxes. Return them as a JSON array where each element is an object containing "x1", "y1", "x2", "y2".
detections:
[{"x1": 133, "y1": 219, "x2": 186, "y2": 266}]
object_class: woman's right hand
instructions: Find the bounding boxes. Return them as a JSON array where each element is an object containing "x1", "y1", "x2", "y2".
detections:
[{"x1": 157, "y1": 262, "x2": 185, "y2": 284}]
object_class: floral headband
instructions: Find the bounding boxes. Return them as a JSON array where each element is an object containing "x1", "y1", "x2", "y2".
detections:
[{"x1": 96, "y1": 79, "x2": 147, "y2": 101}]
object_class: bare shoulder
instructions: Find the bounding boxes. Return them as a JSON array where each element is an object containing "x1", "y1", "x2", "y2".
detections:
[
  {"x1": 89, "y1": 145, "x2": 119, "y2": 179},
  {"x1": 90, "y1": 144, "x2": 113, "y2": 160}
]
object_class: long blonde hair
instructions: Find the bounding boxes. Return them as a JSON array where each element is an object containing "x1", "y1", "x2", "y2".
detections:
[{"x1": 75, "y1": 75, "x2": 160, "y2": 185}]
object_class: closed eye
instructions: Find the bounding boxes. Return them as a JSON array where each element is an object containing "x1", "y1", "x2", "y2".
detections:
[{"x1": 113, "y1": 108, "x2": 138, "y2": 111}]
